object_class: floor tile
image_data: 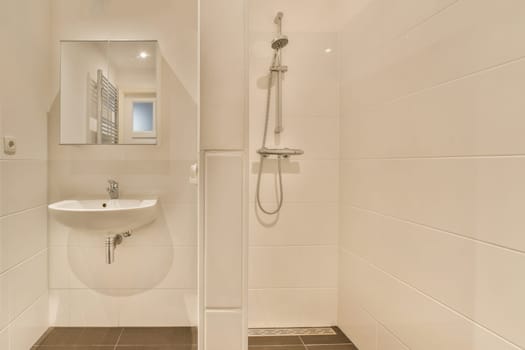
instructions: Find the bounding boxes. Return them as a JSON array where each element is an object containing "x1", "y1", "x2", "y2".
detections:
[
  {"x1": 77, "y1": 327, "x2": 123, "y2": 345},
  {"x1": 35, "y1": 328, "x2": 84, "y2": 346},
  {"x1": 248, "y1": 347, "x2": 306, "y2": 350},
  {"x1": 300, "y1": 327, "x2": 351, "y2": 345},
  {"x1": 249, "y1": 336, "x2": 303, "y2": 346},
  {"x1": 115, "y1": 346, "x2": 196, "y2": 350},
  {"x1": 36, "y1": 327, "x2": 122, "y2": 346},
  {"x1": 307, "y1": 345, "x2": 358, "y2": 350},
  {"x1": 117, "y1": 327, "x2": 197, "y2": 345},
  {"x1": 32, "y1": 347, "x2": 114, "y2": 350}
]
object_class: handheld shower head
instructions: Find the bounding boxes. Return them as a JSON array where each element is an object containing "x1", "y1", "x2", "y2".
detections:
[{"x1": 271, "y1": 35, "x2": 289, "y2": 50}]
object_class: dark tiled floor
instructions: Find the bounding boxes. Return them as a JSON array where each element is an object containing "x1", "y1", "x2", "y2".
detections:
[
  {"x1": 32, "y1": 327, "x2": 197, "y2": 350},
  {"x1": 248, "y1": 327, "x2": 358, "y2": 350},
  {"x1": 33, "y1": 326, "x2": 356, "y2": 350}
]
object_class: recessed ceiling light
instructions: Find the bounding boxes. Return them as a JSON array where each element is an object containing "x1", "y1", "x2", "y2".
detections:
[
  {"x1": 324, "y1": 48, "x2": 333, "y2": 53},
  {"x1": 138, "y1": 51, "x2": 149, "y2": 59}
]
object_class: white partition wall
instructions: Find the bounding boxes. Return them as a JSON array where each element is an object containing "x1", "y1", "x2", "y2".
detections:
[
  {"x1": 202, "y1": 152, "x2": 245, "y2": 350},
  {"x1": 199, "y1": 0, "x2": 248, "y2": 347}
]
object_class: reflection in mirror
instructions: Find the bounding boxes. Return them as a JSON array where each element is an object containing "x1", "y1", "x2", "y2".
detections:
[{"x1": 60, "y1": 40, "x2": 159, "y2": 145}]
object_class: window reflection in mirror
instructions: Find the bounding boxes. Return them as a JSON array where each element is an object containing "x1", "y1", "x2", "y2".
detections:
[{"x1": 60, "y1": 40, "x2": 159, "y2": 145}]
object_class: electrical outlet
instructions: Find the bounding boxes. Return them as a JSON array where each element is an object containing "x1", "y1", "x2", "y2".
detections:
[{"x1": 3, "y1": 136, "x2": 16, "y2": 155}]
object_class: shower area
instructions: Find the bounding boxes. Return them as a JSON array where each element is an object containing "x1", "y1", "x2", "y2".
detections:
[
  {"x1": 244, "y1": 0, "x2": 525, "y2": 349},
  {"x1": 248, "y1": 0, "x2": 341, "y2": 334}
]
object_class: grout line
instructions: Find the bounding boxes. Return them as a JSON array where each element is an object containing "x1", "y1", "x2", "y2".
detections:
[
  {"x1": 299, "y1": 334, "x2": 307, "y2": 350},
  {"x1": 248, "y1": 287, "x2": 337, "y2": 291},
  {"x1": 113, "y1": 327, "x2": 124, "y2": 350},
  {"x1": 347, "y1": 204, "x2": 525, "y2": 256},
  {"x1": 344, "y1": 52, "x2": 525, "y2": 120},
  {"x1": 390, "y1": 0, "x2": 460, "y2": 43},
  {"x1": 340, "y1": 249, "x2": 523, "y2": 350},
  {"x1": 341, "y1": 153, "x2": 525, "y2": 160},
  {"x1": 0, "y1": 204, "x2": 47, "y2": 220},
  {"x1": 0, "y1": 248, "x2": 48, "y2": 279},
  {"x1": 249, "y1": 245, "x2": 338, "y2": 248}
]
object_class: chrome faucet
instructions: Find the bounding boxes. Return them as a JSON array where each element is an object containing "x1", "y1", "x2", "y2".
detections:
[{"x1": 106, "y1": 179, "x2": 119, "y2": 199}]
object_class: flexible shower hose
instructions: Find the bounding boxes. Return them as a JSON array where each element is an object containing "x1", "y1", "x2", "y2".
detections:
[{"x1": 256, "y1": 51, "x2": 285, "y2": 215}]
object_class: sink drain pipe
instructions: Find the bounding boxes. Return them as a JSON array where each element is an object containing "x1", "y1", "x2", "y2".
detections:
[{"x1": 105, "y1": 230, "x2": 132, "y2": 264}]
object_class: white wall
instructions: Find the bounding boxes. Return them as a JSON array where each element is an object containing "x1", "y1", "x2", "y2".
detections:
[
  {"x1": 199, "y1": 0, "x2": 248, "y2": 347},
  {"x1": 339, "y1": 0, "x2": 525, "y2": 349},
  {"x1": 247, "y1": 0, "x2": 346, "y2": 328},
  {"x1": 48, "y1": 0, "x2": 198, "y2": 327},
  {"x1": 0, "y1": 0, "x2": 51, "y2": 349}
]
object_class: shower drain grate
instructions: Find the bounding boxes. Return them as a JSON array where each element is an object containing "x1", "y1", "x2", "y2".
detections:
[{"x1": 248, "y1": 327, "x2": 337, "y2": 337}]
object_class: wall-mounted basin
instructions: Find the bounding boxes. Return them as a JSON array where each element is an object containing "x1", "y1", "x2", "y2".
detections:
[{"x1": 48, "y1": 199, "x2": 158, "y2": 232}]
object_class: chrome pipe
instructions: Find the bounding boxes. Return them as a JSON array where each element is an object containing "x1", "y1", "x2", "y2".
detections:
[
  {"x1": 105, "y1": 231, "x2": 131, "y2": 264},
  {"x1": 105, "y1": 235, "x2": 117, "y2": 264},
  {"x1": 274, "y1": 12, "x2": 284, "y2": 34}
]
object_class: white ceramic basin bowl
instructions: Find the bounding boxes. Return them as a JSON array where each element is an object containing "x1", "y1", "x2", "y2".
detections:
[{"x1": 48, "y1": 199, "x2": 158, "y2": 232}]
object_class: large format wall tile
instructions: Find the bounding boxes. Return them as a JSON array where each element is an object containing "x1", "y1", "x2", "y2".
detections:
[
  {"x1": 249, "y1": 288, "x2": 337, "y2": 328},
  {"x1": 249, "y1": 246, "x2": 337, "y2": 288},
  {"x1": 0, "y1": 207, "x2": 47, "y2": 273},
  {"x1": 341, "y1": 157, "x2": 525, "y2": 252},
  {"x1": 340, "y1": 251, "x2": 521, "y2": 350},
  {"x1": 339, "y1": 0, "x2": 525, "y2": 348},
  {"x1": 0, "y1": 161, "x2": 46, "y2": 216},
  {"x1": 7, "y1": 252, "x2": 47, "y2": 323}
]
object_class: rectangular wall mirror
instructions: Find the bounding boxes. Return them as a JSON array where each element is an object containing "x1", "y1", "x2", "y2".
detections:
[{"x1": 60, "y1": 40, "x2": 159, "y2": 145}]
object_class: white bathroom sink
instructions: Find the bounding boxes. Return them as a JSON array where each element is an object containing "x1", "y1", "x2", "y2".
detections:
[{"x1": 48, "y1": 199, "x2": 158, "y2": 232}]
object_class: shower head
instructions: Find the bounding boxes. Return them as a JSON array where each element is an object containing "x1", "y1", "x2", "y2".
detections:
[{"x1": 272, "y1": 35, "x2": 289, "y2": 50}]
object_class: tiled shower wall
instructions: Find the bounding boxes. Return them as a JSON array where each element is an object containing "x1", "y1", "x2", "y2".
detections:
[
  {"x1": 47, "y1": 0, "x2": 198, "y2": 327},
  {"x1": 339, "y1": 0, "x2": 525, "y2": 349},
  {"x1": 247, "y1": 0, "x2": 343, "y2": 328},
  {"x1": 0, "y1": 0, "x2": 51, "y2": 349}
]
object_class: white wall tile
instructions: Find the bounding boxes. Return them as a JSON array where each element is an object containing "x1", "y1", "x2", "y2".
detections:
[
  {"x1": 0, "y1": 207, "x2": 47, "y2": 273},
  {"x1": 340, "y1": 251, "x2": 520, "y2": 350},
  {"x1": 205, "y1": 310, "x2": 243, "y2": 350},
  {"x1": 342, "y1": 205, "x2": 525, "y2": 348},
  {"x1": 2, "y1": 0, "x2": 52, "y2": 346},
  {"x1": 0, "y1": 161, "x2": 46, "y2": 216},
  {"x1": 249, "y1": 246, "x2": 337, "y2": 288},
  {"x1": 337, "y1": 287, "x2": 377, "y2": 350},
  {"x1": 249, "y1": 288, "x2": 337, "y2": 328},
  {"x1": 0, "y1": 328, "x2": 7, "y2": 350},
  {"x1": 67, "y1": 289, "x2": 119, "y2": 327},
  {"x1": 200, "y1": 0, "x2": 245, "y2": 149},
  {"x1": 343, "y1": 0, "x2": 525, "y2": 109},
  {"x1": 249, "y1": 203, "x2": 338, "y2": 246},
  {"x1": 7, "y1": 252, "x2": 47, "y2": 323},
  {"x1": 339, "y1": 0, "x2": 525, "y2": 347},
  {"x1": 48, "y1": 289, "x2": 70, "y2": 326},
  {"x1": 341, "y1": 157, "x2": 525, "y2": 252},
  {"x1": 0, "y1": 0, "x2": 51, "y2": 161},
  {"x1": 0, "y1": 273, "x2": 8, "y2": 331},
  {"x1": 341, "y1": 58, "x2": 525, "y2": 159},
  {"x1": 204, "y1": 152, "x2": 244, "y2": 308},
  {"x1": 377, "y1": 325, "x2": 408, "y2": 350},
  {"x1": 8, "y1": 294, "x2": 48, "y2": 350},
  {"x1": 119, "y1": 289, "x2": 197, "y2": 327},
  {"x1": 249, "y1": 159, "x2": 339, "y2": 204}
]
